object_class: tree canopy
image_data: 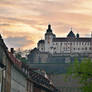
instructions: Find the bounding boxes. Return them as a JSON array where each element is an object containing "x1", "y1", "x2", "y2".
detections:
[
  {"x1": 67, "y1": 59, "x2": 92, "y2": 92},
  {"x1": 15, "y1": 51, "x2": 28, "y2": 64}
]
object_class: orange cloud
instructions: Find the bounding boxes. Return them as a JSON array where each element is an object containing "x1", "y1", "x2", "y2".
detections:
[{"x1": 0, "y1": 0, "x2": 92, "y2": 50}]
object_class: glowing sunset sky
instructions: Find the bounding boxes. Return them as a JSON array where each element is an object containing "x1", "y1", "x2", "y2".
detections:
[{"x1": 1, "y1": 0, "x2": 92, "y2": 50}]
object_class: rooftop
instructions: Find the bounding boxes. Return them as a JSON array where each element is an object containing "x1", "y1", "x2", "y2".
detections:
[
  {"x1": 53, "y1": 37, "x2": 92, "y2": 42},
  {"x1": 67, "y1": 28, "x2": 76, "y2": 38}
]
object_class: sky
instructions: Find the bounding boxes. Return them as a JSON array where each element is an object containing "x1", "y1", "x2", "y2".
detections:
[{"x1": 0, "y1": 0, "x2": 92, "y2": 50}]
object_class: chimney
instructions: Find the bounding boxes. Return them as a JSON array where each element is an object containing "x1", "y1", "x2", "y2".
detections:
[{"x1": 11, "y1": 48, "x2": 14, "y2": 54}]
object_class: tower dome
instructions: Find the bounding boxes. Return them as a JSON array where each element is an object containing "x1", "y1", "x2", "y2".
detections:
[
  {"x1": 67, "y1": 28, "x2": 75, "y2": 38},
  {"x1": 76, "y1": 33, "x2": 79, "y2": 38}
]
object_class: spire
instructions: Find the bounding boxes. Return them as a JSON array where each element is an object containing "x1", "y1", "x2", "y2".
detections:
[
  {"x1": 76, "y1": 33, "x2": 79, "y2": 38},
  {"x1": 48, "y1": 24, "x2": 51, "y2": 29},
  {"x1": 67, "y1": 28, "x2": 75, "y2": 38},
  {"x1": 46, "y1": 24, "x2": 52, "y2": 33}
]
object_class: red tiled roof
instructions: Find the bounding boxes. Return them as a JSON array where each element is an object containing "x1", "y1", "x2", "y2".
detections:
[{"x1": 8, "y1": 52, "x2": 22, "y2": 68}]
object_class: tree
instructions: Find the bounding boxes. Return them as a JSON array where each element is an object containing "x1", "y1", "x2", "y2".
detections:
[
  {"x1": 15, "y1": 51, "x2": 28, "y2": 64},
  {"x1": 66, "y1": 58, "x2": 92, "y2": 92}
]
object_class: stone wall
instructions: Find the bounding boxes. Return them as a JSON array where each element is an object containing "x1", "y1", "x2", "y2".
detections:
[
  {"x1": 28, "y1": 48, "x2": 92, "y2": 64},
  {"x1": 49, "y1": 74, "x2": 81, "y2": 92},
  {"x1": 39, "y1": 53, "x2": 49, "y2": 63}
]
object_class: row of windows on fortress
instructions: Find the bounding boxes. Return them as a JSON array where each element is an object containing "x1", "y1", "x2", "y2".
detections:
[
  {"x1": 41, "y1": 47, "x2": 92, "y2": 50},
  {"x1": 63, "y1": 47, "x2": 92, "y2": 51},
  {"x1": 53, "y1": 42, "x2": 91, "y2": 46}
]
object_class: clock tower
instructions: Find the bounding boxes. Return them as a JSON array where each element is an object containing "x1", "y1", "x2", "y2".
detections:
[{"x1": 45, "y1": 24, "x2": 56, "y2": 52}]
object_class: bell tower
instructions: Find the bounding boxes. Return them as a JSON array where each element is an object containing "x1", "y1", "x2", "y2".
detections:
[{"x1": 45, "y1": 24, "x2": 55, "y2": 53}]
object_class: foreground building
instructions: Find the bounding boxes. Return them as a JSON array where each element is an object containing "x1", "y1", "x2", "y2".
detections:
[{"x1": 0, "y1": 34, "x2": 59, "y2": 92}]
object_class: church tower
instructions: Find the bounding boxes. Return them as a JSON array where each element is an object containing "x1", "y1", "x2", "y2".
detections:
[{"x1": 45, "y1": 24, "x2": 56, "y2": 52}]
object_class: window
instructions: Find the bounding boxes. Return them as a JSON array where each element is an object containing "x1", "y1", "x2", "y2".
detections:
[
  {"x1": 61, "y1": 43, "x2": 62, "y2": 45},
  {"x1": 88, "y1": 42, "x2": 90, "y2": 45},
  {"x1": 85, "y1": 47, "x2": 87, "y2": 50},
  {"x1": 64, "y1": 43, "x2": 66, "y2": 45},
  {"x1": 64, "y1": 47, "x2": 67, "y2": 50},
  {"x1": 82, "y1": 48, "x2": 84, "y2": 50},
  {"x1": 54, "y1": 51, "x2": 56, "y2": 53},
  {"x1": 89, "y1": 47, "x2": 91, "y2": 50},
  {"x1": 54, "y1": 47, "x2": 56, "y2": 49},
  {"x1": 78, "y1": 48, "x2": 80, "y2": 50},
  {"x1": 79, "y1": 42, "x2": 81, "y2": 45},
  {"x1": 76, "y1": 42, "x2": 78, "y2": 45}
]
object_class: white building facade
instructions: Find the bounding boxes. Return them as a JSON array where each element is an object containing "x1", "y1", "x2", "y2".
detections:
[{"x1": 37, "y1": 24, "x2": 92, "y2": 55}]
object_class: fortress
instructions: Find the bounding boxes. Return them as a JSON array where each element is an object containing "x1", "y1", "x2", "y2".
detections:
[
  {"x1": 38, "y1": 24, "x2": 92, "y2": 55},
  {"x1": 28, "y1": 25, "x2": 92, "y2": 91},
  {"x1": 28, "y1": 24, "x2": 92, "y2": 64}
]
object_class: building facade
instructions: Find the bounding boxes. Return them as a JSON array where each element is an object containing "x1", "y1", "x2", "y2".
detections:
[
  {"x1": 38, "y1": 24, "x2": 92, "y2": 55},
  {"x1": 0, "y1": 34, "x2": 59, "y2": 92}
]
